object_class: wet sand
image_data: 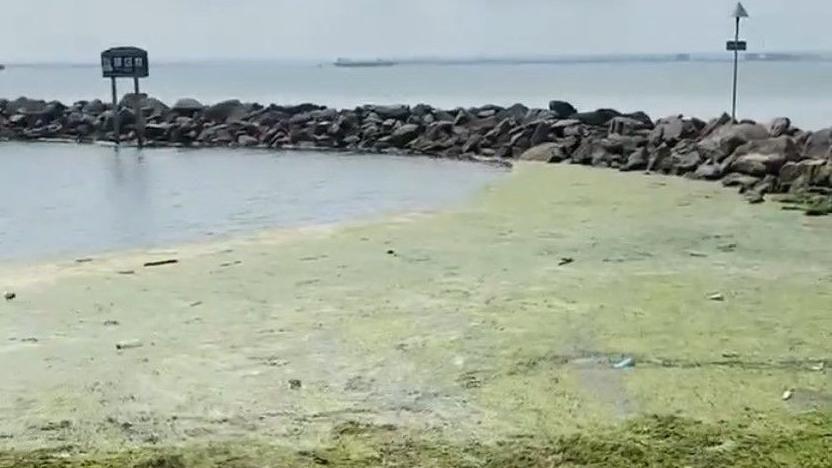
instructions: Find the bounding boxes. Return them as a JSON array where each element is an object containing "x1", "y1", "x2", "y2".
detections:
[{"x1": 1, "y1": 164, "x2": 831, "y2": 465}]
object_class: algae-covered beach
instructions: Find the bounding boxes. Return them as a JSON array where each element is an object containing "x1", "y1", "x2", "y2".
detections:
[{"x1": 1, "y1": 163, "x2": 830, "y2": 466}]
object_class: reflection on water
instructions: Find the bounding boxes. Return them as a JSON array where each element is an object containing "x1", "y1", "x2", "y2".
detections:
[{"x1": 0, "y1": 143, "x2": 504, "y2": 261}]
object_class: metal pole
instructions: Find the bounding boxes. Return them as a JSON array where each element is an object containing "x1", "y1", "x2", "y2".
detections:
[
  {"x1": 111, "y1": 77, "x2": 120, "y2": 145},
  {"x1": 133, "y1": 76, "x2": 144, "y2": 149},
  {"x1": 731, "y1": 17, "x2": 740, "y2": 122}
]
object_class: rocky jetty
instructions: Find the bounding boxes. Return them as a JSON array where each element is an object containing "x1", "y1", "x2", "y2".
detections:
[{"x1": 1, "y1": 96, "x2": 831, "y2": 215}]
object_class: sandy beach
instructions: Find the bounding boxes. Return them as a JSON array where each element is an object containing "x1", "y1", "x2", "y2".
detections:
[{"x1": 1, "y1": 163, "x2": 831, "y2": 466}]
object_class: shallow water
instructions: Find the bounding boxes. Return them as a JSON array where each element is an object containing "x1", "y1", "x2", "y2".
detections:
[{"x1": 0, "y1": 143, "x2": 504, "y2": 261}]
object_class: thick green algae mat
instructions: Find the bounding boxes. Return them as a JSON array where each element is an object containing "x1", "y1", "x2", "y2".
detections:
[{"x1": 1, "y1": 164, "x2": 830, "y2": 466}]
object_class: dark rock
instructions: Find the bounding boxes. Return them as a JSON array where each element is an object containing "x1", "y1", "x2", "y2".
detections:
[
  {"x1": 529, "y1": 121, "x2": 552, "y2": 146},
  {"x1": 649, "y1": 115, "x2": 697, "y2": 145},
  {"x1": 372, "y1": 105, "x2": 410, "y2": 121},
  {"x1": 204, "y1": 99, "x2": 247, "y2": 123},
  {"x1": 388, "y1": 123, "x2": 421, "y2": 147},
  {"x1": 572, "y1": 108, "x2": 621, "y2": 127},
  {"x1": 548, "y1": 100, "x2": 577, "y2": 118}
]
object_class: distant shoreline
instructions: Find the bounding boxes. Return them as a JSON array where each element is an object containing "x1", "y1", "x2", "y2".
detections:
[{"x1": 6, "y1": 51, "x2": 832, "y2": 68}]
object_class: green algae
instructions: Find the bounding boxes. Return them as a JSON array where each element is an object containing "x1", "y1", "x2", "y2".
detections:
[
  {"x1": 2, "y1": 414, "x2": 831, "y2": 467},
  {"x1": 2, "y1": 164, "x2": 832, "y2": 466}
]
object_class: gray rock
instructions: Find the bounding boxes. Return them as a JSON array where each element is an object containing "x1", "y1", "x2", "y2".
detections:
[
  {"x1": 172, "y1": 98, "x2": 204, "y2": 113},
  {"x1": 802, "y1": 128, "x2": 832, "y2": 160},
  {"x1": 722, "y1": 173, "x2": 761, "y2": 191},
  {"x1": 779, "y1": 159, "x2": 831, "y2": 189},
  {"x1": 237, "y1": 134, "x2": 259, "y2": 146},
  {"x1": 621, "y1": 148, "x2": 649, "y2": 171},
  {"x1": 692, "y1": 163, "x2": 723, "y2": 180},
  {"x1": 670, "y1": 148, "x2": 703, "y2": 174},
  {"x1": 519, "y1": 143, "x2": 562, "y2": 162},
  {"x1": 571, "y1": 139, "x2": 613, "y2": 166},
  {"x1": 769, "y1": 117, "x2": 791, "y2": 137},
  {"x1": 697, "y1": 123, "x2": 769, "y2": 162},
  {"x1": 496, "y1": 103, "x2": 529, "y2": 122},
  {"x1": 729, "y1": 137, "x2": 799, "y2": 176},
  {"x1": 82, "y1": 99, "x2": 106, "y2": 115}
]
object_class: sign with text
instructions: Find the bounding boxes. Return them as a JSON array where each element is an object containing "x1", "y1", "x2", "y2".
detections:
[
  {"x1": 726, "y1": 40, "x2": 748, "y2": 52},
  {"x1": 101, "y1": 47, "x2": 149, "y2": 78}
]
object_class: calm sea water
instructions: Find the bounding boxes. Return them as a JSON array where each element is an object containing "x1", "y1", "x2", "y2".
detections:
[
  {"x1": 0, "y1": 143, "x2": 503, "y2": 261},
  {"x1": 2, "y1": 61, "x2": 832, "y2": 129}
]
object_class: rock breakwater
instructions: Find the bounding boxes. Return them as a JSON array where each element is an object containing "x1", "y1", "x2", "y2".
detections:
[{"x1": 1, "y1": 95, "x2": 831, "y2": 215}]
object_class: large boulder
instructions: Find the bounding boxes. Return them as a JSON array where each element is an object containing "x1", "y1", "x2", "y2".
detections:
[
  {"x1": 728, "y1": 136, "x2": 800, "y2": 177},
  {"x1": 204, "y1": 99, "x2": 247, "y2": 123},
  {"x1": 519, "y1": 142, "x2": 567, "y2": 162},
  {"x1": 620, "y1": 147, "x2": 648, "y2": 172},
  {"x1": 4, "y1": 97, "x2": 47, "y2": 115},
  {"x1": 571, "y1": 108, "x2": 621, "y2": 127},
  {"x1": 779, "y1": 160, "x2": 832, "y2": 189},
  {"x1": 802, "y1": 128, "x2": 832, "y2": 160},
  {"x1": 649, "y1": 115, "x2": 698, "y2": 145},
  {"x1": 548, "y1": 100, "x2": 577, "y2": 118},
  {"x1": 769, "y1": 117, "x2": 791, "y2": 138},
  {"x1": 82, "y1": 99, "x2": 106, "y2": 115},
  {"x1": 571, "y1": 139, "x2": 613, "y2": 166},
  {"x1": 172, "y1": 98, "x2": 205, "y2": 114},
  {"x1": 696, "y1": 123, "x2": 768, "y2": 162},
  {"x1": 120, "y1": 94, "x2": 169, "y2": 117},
  {"x1": 387, "y1": 123, "x2": 421, "y2": 147},
  {"x1": 496, "y1": 103, "x2": 529, "y2": 122},
  {"x1": 370, "y1": 105, "x2": 410, "y2": 121}
]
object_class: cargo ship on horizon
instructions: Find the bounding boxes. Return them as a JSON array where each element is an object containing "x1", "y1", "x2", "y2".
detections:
[{"x1": 334, "y1": 58, "x2": 397, "y2": 67}]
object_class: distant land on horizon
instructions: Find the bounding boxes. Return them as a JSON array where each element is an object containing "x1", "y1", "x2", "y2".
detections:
[{"x1": 4, "y1": 51, "x2": 832, "y2": 68}]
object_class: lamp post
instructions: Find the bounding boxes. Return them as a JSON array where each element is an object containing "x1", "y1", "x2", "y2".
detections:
[{"x1": 727, "y1": 3, "x2": 749, "y2": 122}]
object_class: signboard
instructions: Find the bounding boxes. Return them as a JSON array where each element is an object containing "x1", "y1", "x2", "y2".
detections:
[
  {"x1": 101, "y1": 47, "x2": 149, "y2": 78},
  {"x1": 726, "y1": 40, "x2": 747, "y2": 52}
]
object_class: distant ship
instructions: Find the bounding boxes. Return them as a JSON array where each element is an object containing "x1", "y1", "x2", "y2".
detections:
[
  {"x1": 334, "y1": 58, "x2": 397, "y2": 68},
  {"x1": 0, "y1": 64, "x2": 5, "y2": 71}
]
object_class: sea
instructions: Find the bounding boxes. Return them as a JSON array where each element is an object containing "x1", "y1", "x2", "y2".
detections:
[
  {"x1": 2, "y1": 60, "x2": 831, "y2": 261},
  {"x1": 2, "y1": 60, "x2": 832, "y2": 129}
]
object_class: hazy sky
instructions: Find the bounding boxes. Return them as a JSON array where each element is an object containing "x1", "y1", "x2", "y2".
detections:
[{"x1": 2, "y1": 0, "x2": 831, "y2": 63}]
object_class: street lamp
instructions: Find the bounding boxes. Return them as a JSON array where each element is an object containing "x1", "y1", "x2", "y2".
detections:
[{"x1": 727, "y1": 2, "x2": 749, "y2": 122}]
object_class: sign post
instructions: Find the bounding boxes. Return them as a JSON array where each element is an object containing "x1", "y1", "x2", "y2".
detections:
[
  {"x1": 101, "y1": 47, "x2": 150, "y2": 147},
  {"x1": 727, "y1": 3, "x2": 749, "y2": 122}
]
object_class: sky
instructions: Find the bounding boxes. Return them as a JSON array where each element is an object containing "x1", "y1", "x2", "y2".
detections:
[{"x1": 2, "y1": 0, "x2": 831, "y2": 63}]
